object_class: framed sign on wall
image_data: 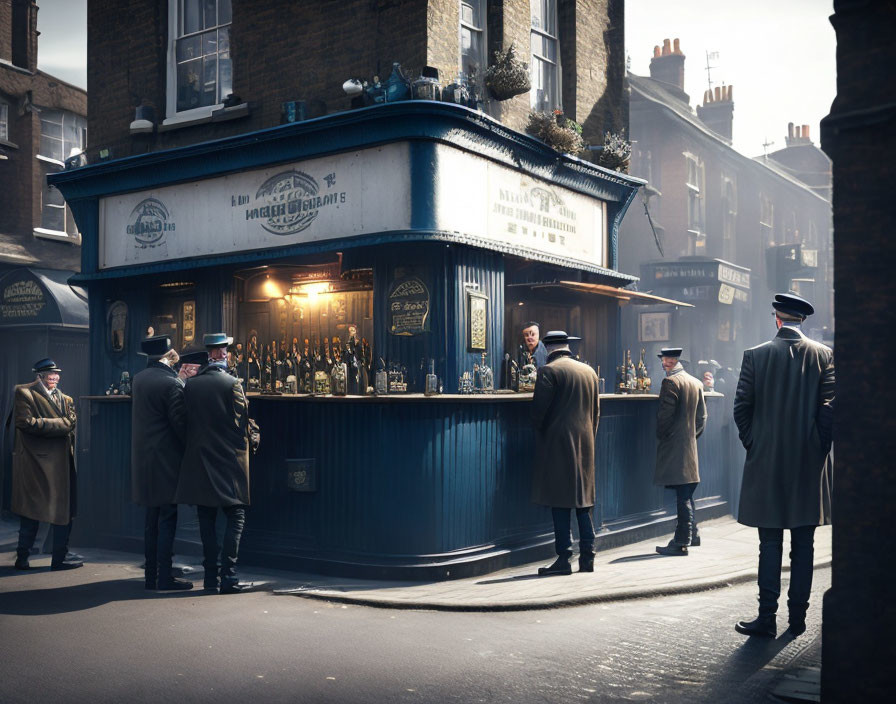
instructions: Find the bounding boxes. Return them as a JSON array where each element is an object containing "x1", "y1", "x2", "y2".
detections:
[
  {"x1": 466, "y1": 289, "x2": 488, "y2": 351},
  {"x1": 639, "y1": 311, "x2": 670, "y2": 342}
]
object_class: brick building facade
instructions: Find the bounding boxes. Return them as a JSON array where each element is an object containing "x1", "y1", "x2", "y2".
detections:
[
  {"x1": 83, "y1": 0, "x2": 626, "y2": 162},
  {"x1": 619, "y1": 39, "x2": 833, "y2": 373},
  {"x1": 0, "y1": 0, "x2": 86, "y2": 272}
]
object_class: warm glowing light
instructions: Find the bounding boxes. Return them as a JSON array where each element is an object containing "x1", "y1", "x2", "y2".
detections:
[
  {"x1": 262, "y1": 278, "x2": 284, "y2": 299},
  {"x1": 292, "y1": 282, "x2": 332, "y2": 298}
]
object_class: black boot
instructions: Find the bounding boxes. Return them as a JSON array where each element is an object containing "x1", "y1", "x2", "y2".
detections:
[
  {"x1": 14, "y1": 549, "x2": 31, "y2": 570},
  {"x1": 158, "y1": 567, "x2": 193, "y2": 591},
  {"x1": 656, "y1": 540, "x2": 688, "y2": 556},
  {"x1": 735, "y1": 614, "x2": 776, "y2": 638},
  {"x1": 578, "y1": 552, "x2": 595, "y2": 573},
  {"x1": 787, "y1": 608, "x2": 807, "y2": 637},
  {"x1": 690, "y1": 526, "x2": 701, "y2": 547},
  {"x1": 538, "y1": 556, "x2": 572, "y2": 576}
]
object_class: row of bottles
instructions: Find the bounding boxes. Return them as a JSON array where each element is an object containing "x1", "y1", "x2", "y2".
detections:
[
  {"x1": 615, "y1": 349, "x2": 652, "y2": 394},
  {"x1": 236, "y1": 336, "x2": 441, "y2": 396}
]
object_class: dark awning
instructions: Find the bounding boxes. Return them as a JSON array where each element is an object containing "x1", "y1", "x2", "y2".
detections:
[
  {"x1": 0, "y1": 267, "x2": 88, "y2": 328},
  {"x1": 514, "y1": 280, "x2": 694, "y2": 307}
]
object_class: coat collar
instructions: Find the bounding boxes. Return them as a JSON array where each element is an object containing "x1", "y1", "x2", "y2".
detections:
[
  {"x1": 665, "y1": 362, "x2": 684, "y2": 377},
  {"x1": 148, "y1": 360, "x2": 177, "y2": 376},
  {"x1": 775, "y1": 326, "x2": 805, "y2": 342},
  {"x1": 27, "y1": 380, "x2": 65, "y2": 417},
  {"x1": 546, "y1": 349, "x2": 573, "y2": 363}
]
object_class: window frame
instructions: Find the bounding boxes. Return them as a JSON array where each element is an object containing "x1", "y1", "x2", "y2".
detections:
[
  {"x1": 0, "y1": 101, "x2": 8, "y2": 142},
  {"x1": 37, "y1": 107, "x2": 86, "y2": 163},
  {"x1": 459, "y1": 0, "x2": 487, "y2": 82},
  {"x1": 684, "y1": 153, "x2": 705, "y2": 255},
  {"x1": 529, "y1": 0, "x2": 561, "y2": 113},
  {"x1": 164, "y1": 0, "x2": 233, "y2": 125}
]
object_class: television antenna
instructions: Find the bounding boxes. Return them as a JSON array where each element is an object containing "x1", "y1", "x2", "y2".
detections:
[
  {"x1": 705, "y1": 51, "x2": 720, "y2": 92},
  {"x1": 762, "y1": 137, "x2": 775, "y2": 156}
]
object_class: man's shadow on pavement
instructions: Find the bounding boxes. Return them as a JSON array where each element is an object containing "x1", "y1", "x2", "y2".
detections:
[
  {"x1": 703, "y1": 633, "x2": 793, "y2": 699},
  {"x1": 0, "y1": 573, "x2": 202, "y2": 616},
  {"x1": 608, "y1": 553, "x2": 665, "y2": 564}
]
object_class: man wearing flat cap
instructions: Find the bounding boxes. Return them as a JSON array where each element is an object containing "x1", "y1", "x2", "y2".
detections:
[
  {"x1": 531, "y1": 331, "x2": 601, "y2": 576},
  {"x1": 10, "y1": 359, "x2": 82, "y2": 570},
  {"x1": 131, "y1": 335, "x2": 192, "y2": 590},
  {"x1": 175, "y1": 332, "x2": 253, "y2": 594},
  {"x1": 734, "y1": 293, "x2": 834, "y2": 639},
  {"x1": 653, "y1": 347, "x2": 707, "y2": 556}
]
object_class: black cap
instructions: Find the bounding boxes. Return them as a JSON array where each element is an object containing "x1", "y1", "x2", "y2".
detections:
[
  {"x1": 657, "y1": 347, "x2": 683, "y2": 359},
  {"x1": 179, "y1": 348, "x2": 209, "y2": 366},
  {"x1": 772, "y1": 293, "x2": 814, "y2": 319},
  {"x1": 139, "y1": 335, "x2": 172, "y2": 358},
  {"x1": 32, "y1": 358, "x2": 62, "y2": 373},
  {"x1": 542, "y1": 330, "x2": 581, "y2": 345}
]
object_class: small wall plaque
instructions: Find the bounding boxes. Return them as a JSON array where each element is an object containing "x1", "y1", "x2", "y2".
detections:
[{"x1": 286, "y1": 458, "x2": 316, "y2": 492}]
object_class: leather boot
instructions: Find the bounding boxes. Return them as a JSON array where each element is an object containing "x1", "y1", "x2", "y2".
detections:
[
  {"x1": 656, "y1": 540, "x2": 688, "y2": 556},
  {"x1": 578, "y1": 553, "x2": 595, "y2": 573},
  {"x1": 14, "y1": 549, "x2": 31, "y2": 570},
  {"x1": 787, "y1": 608, "x2": 808, "y2": 637},
  {"x1": 158, "y1": 573, "x2": 194, "y2": 591},
  {"x1": 690, "y1": 526, "x2": 701, "y2": 547},
  {"x1": 538, "y1": 556, "x2": 572, "y2": 576},
  {"x1": 735, "y1": 614, "x2": 777, "y2": 638}
]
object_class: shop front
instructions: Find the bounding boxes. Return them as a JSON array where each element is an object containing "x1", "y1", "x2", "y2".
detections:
[{"x1": 51, "y1": 102, "x2": 727, "y2": 578}]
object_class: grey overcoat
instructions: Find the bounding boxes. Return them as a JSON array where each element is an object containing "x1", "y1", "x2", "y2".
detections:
[
  {"x1": 654, "y1": 366, "x2": 707, "y2": 486},
  {"x1": 175, "y1": 364, "x2": 251, "y2": 507},
  {"x1": 130, "y1": 361, "x2": 186, "y2": 507},
  {"x1": 11, "y1": 381, "x2": 77, "y2": 525},
  {"x1": 734, "y1": 326, "x2": 834, "y2": 528},
  {"x1": 531, "y1": 352, "x2": 601, "y2": 508}
]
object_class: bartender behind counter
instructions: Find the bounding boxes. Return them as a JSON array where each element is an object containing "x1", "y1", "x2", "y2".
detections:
[{"x1": 522, "y1": 322, "x2": 548, "y2": 369}]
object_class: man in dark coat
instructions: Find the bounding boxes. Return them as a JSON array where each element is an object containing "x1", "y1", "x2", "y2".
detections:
[
  {"x1": 531, "y1": 331, "x2": 601, "y2": 576},
  {"x1": 131, "y1": 335, "x2": 192, "y2": 590},
  {"x1": 175, "y1": 332, "x2": 252, "y2": 594},
  {"x1": 11, "y1": 359, "x2": 82, "y2": 570},
  {"x1": 654, "y1": 347, "x2": 707, "y2": 556},
  {"x1": 733, "y1": 293, "x2": 834, "y2": 639}
]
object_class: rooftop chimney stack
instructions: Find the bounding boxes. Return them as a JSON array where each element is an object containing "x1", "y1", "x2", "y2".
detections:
[
  {"x1": 649, "y1": 37, "x2": 688, "y2": 101},
  {"x1": 7, "y1": 0, "x2": 39, "y2": 72},
  {"x1": 785, "y1": 121, "x2": 814, "y2": 147},
  {"x1": 696, "y1": 83, "x2": 734, "y2": 145}
]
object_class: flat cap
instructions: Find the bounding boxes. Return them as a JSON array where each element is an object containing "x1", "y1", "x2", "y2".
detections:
[
  {"x1": 32, "y1": 358, "x2": 62, "y2": 373},
  {"x1": 542, "y1": 330, "x2": 581, "y2": 345},
  {"x1": 772, "y1": 293, "x2": 814, "y2": 319},
  {"x1": 657, "y1": 347, "x2": 683, "y2": 359}
]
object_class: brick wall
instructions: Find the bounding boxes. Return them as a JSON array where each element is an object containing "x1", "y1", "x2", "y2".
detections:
[
  {"x1": 86, "y1": 0, "x2": 625, "y2": 160},
  {"x1": 0, "y1": 0, "x2": 12, "y2": 63}
]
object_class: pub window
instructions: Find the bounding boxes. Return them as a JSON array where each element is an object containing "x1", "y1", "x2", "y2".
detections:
[
  {"x1": 685, "y1": 154, "x2": 705, "y2": 255},
  {"x1": 38, "y1": 108, "x2": 86, "y2": 163},
  {"x1": 460, "y1": 1, "x2": 486, "y2": 82},
  {"x1": 166, "y1": 0, "x2": 233, "y2": 119},
  {"x1": 0, "y1": 102, "x2": 8, "y2": 141},
  {"x1": 530, "y1": 0, "x2": 561, "y2": 113}
]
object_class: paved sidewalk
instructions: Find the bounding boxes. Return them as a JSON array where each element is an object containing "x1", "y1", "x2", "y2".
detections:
[{"x1": 1, "y1": 516, "x2": 831, "y2": 612}]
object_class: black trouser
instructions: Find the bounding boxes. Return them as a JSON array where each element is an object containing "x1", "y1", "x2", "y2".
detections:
[
  {"x1": 197, "y1": 505, "x2": 247, "y2": 587},
  {"x1": 757, "y1": 525, "x2": 817, "y2": 621},
  {"x1": 17, "y1": 516, "x2": 72, "y2": 564},
  {"x1": 671, "y1": 482, "x2": 698, "y2": 545},
  {"x1": 144, "y1": 504, "x2": 178, "y2": 583},
  {"x1": 551, "y1": 507, "x2": 595, "y2": 559}
]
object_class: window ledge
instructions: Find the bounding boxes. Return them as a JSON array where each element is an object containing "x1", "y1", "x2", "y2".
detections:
[
  {"x1": 159, "y1": 103, "x2": 249, "y2": 132},
  {"x1": 0, "y1": 138, "x2": 18, "y2": 150},
  {"x1": 33, "y1": 228, "x2": 81, "y2": 245},
  {"x1": 36, "y1": 154, "x2": 65, "y2": 167}
]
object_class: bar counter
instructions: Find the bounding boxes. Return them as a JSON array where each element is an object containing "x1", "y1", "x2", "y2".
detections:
[{"x1": 76, "y1": 392, "x2": 726, "y2": 579}]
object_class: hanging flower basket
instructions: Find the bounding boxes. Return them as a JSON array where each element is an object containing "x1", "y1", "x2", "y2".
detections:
[
  {"x1": 484, "y1": 44, "x2": 531, "y2": 101},
  {"x1": 526, "y1": 110, "x2": 585, "y2": 156},
  {"x1": 594, "y1": 131, "x2": 632, "y2": 173}
]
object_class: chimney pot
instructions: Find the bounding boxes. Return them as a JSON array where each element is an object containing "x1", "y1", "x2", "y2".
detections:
[
  {"x1": 673, "y1": 38, "x2": 682, "y2": 55},
  {"x1": 704, "y1": 89, "x2": 711, "y2": 104},
  {"x1": 727, "y1": 85, "x2": 733, "y2": 101},
  {"x1": 662, "y1": 38, "x2": 671, "y2": 56},
  {"x1": 653, "y1": 45, "x2": 661, "y2": 58},
  {"x1": 714, "y1": 86, "x2": 722, "y2": 102},
  {"x1": 802, "y1": 124, "x2": 810, "y2": 140},
  {"x1": 788, "y1": 122, "x2": 794, "y2": 139}
]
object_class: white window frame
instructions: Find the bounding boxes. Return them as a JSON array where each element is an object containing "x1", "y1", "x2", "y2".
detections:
[
  {"x1": 164, "y1": 0, "x2": 233, "y2": 125},
  {"x1": 459, "y1": 1, "x2": 487, "y2": 82},
  {"x1": 37, "y1": 108, "x2": 86, "y2": 163},
  {"x1": 529, "y1": 0, "x2": 561, "y2": 113},
  {"x1": 760, "y1": 193, "x2": 774, "y2": 247},
  {"x1": 0, "y1": 101, "x2": 8, "y2": 141},
  {"x1": 685, "y1": 152, "x2": 705, "y2": 255}
]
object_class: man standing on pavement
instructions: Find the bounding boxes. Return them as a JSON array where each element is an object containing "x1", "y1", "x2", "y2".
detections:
[
  {"x1": 11, "y1": 359, "x2": 82, "y2": 571},
  {"x1": 521, "y1": 321, "x2": 548, "y2": 369},
  {"x1": 531, "y1": 331, "x2": 601, "y2": 576},
  {"x1": 734, "y1": 293, "x2": 834, "y2": 638},
  {"x1": 175, "y1": 332, "x2": 253, "y2": 594},
  {"x1": 131, "y1": 335, "x2": 192, "y2": 591},
  {"x1": 653, "y1": 347, "x2": 707, "y2": 557}
]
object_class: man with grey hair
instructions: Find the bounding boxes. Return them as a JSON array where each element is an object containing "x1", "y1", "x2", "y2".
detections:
[
  {"x1": 734, "y1": 293, "x2": 834, "y2": 639},
  {"x1": 131, "y1": 335, "x2": 192, "y2": 590},
  {"x1": 531, "y1": 331, "x2": 601, "y2": 576},
  {"x1": 11, "y1": 359, "x2": 81, "y2": 570}
]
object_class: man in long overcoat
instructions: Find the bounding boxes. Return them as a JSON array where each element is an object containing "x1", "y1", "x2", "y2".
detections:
[
  {"x1": 175, "y1": 332, "x2": 252, "y2": 594},
  {"x1": 733, "y1": 293, "x2": 834, "y2": 639},
  {"x1": 131, "y1": 335, "x2": 192, "y2": 590},
  {"x1": 654, "y1": 347, "x2": 707, "y2": 556},
  {"x1": 11, "y1": 359, "x2": 82, "y2": 570},
  {"x1": 531, "y1": 331, "x2": 601, "y2": 576}
]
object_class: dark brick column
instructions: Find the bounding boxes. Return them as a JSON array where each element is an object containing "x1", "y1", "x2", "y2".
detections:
[{"x1": 820, "y1": 1, "x2": 896, "y2": 701}]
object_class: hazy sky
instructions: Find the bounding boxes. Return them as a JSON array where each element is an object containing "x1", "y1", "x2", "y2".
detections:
[
  {"x1": 35, "y1": 0, "x2": 836, "y2": 158},
  {"x1": 626, "y1": 0, "x2": 836, "y2": 156}
]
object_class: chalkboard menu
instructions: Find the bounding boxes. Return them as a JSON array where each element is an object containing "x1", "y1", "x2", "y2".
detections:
[{"x1": 389, "y1": 276, "x2": 430, "y2": 336}]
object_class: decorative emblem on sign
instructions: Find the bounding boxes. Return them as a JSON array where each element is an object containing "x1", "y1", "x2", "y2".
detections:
[
  {"x1": 127, "y1": 198, "x2": 174, "y2": 248},
  {"x1": 245, "y1": 170, "x2": 347, "y2": 237},
  {"x1": 389, "y1": 277, "x2": 430, "y2": 335},
  {"x1": 1, "y1": 279, "x2": 46, "y2": 320}
]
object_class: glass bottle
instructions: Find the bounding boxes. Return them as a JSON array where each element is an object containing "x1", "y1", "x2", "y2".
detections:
[
  {"x1": 425, "y1": 358, "x2": 439, "y2": 396},
  {"x1": 375, "y1": 357, "x2": 388, "y2": 395}
]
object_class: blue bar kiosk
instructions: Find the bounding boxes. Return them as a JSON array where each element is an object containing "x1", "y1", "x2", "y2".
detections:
[{"x1": 49, "y1": 103, "x2": 726, "y2": 578}]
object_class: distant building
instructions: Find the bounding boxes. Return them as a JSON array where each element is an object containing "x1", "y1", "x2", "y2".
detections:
[{"x1": 620, "y1": 38, "x2": 833, "y2": 376}]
